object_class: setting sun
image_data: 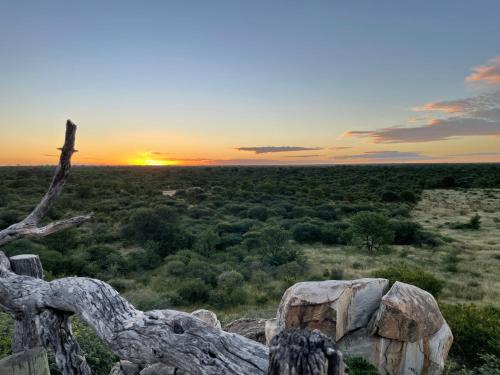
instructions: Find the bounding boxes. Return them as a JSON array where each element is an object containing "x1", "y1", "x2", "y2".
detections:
[{"x1": 130, "y1": 158, "x2": 180, "y2": 166}]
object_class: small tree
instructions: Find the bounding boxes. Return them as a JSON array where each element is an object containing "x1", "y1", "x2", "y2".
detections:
[{"x1": 350, "y1": 211, "x2": 394, "y2": 252}]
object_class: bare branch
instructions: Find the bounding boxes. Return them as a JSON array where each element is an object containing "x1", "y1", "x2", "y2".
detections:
[{"x1": 0, "y1": 120, "x2": 93, "y2": 247}]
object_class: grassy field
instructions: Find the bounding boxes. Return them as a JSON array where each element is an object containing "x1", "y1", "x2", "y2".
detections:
[{"x1": 304, "y1": 188, "x2": 500, "y2": 308}]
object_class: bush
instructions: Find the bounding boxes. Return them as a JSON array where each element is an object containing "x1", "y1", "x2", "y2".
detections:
[
  {"x1": 390, "y1": 220, "x2": 422, "y2": 245},
  {"x1": 381, "y1": 190, "x2": 400, "y2": 202},
  {"x1": 209, "y1": 287, "x2": 248, "y2": 308},
  {"x1": 345, "y1": 357, "x2": 379, "y2": 375},
  {"x1": 218, "y1": 270, "x2": 244, "y2": 288},
  {"x1": 441, "y1": 304, "x2": 500, "y2": 368},
  {"x1": 400, "y1": 190, "x2": 417, "y2": 203},
  {"x1": 451, "y1": 214, "x2": 482, "y2": 230},
  {"x1": 176, "y1": 279, "x2": 210, "y2": 304},
  {"x1": 351, "y1": 212, "x2": 394, "y2": 253},
  {"x1": 292, "y1": 222, "x2": 322, "y2": 243},
  {"x1": 372, "y1": 264, "x2": 445, "y2": 297},
  {"x1": 319, "y1": 224, "x2": 349, "y2": 245},
  {"x1": 259, "y1": 226, "x2": 300, "y2": 266}
]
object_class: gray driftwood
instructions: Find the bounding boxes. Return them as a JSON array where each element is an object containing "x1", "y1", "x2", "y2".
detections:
[
  {"x1": 10, "y1": 255, "x2": 43, "y2": 353},
  {"x1": 0, "y1": 120, "x2": 92, "y2": 247},
  {"x1": 268, "y1": 329, "x2": 346, "y2": 375},
  {"x1": 0, "y1": 253, "x2": 269, "y2": 375}
]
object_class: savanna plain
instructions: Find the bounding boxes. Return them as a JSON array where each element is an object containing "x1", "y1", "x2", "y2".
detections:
[{"x1": 1, "y1": 164, "x2": 499, "y2": 374}]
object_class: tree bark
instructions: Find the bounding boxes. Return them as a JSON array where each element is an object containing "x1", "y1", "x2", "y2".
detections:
[
  {"x1": 0, "y1": 120, "x2": 92, "y2": 247},
  {"x1": 0, "y1": 253, "x2": 268, "y2": 375},
  {"x1": 268, "y1": 329, "x2": 346, "y2": 375},
  {"x1": 10, "y1": 255, "x2": 44, "y2": 353}
]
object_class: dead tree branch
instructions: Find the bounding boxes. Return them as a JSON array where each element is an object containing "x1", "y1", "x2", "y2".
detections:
[
  {"x1": 0, "y1": 253, "x2": 269, "y2": 375},
  {"x1": 0, "y1": 120, "x2": 92, "y2": 246}
]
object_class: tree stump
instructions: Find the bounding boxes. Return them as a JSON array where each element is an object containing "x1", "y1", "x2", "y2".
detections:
[
  {"x1": 10, "y1": 255, "x2": 44, "y2": 279},
  {"x1": 268, "y1": 329, "x2": 347, "y2": 375},
  {"x1": 9, "y1": 255, "x2": 44, "y2": 353}
]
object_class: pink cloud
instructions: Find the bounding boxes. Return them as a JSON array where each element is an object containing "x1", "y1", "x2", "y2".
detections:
[{"x1": 466, "y1": 56, "x2": 500, "y2": 85}]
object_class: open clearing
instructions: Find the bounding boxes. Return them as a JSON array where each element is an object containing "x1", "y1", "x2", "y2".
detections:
[{"x1": 304, "y1": 189, "x2": 500, "y2": 308}]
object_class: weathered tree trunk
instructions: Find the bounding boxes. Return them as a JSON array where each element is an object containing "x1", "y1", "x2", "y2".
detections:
[
  {"x1": 38, "y1": 310, "x2": 91, "y2": 375},
  {"x1": 10, "y1": 255, "x2": 44, "y2": 353},
  {"x1": 0, "y1": 253, "x2": 269, "y2": 375},
  {"x1": 9, "y1": 255, "x2": 44, "y2": 279},
  {"x1": 268, "y1": 329, "x2": 346, "y2": 375},
  {"x1": 6, "y1": 253, "x2": 92, "y2": 374}
]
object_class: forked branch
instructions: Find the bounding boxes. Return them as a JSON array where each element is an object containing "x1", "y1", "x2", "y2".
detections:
[{"x1": 0, "y1": 120, "x2": 93, "y2": 246}]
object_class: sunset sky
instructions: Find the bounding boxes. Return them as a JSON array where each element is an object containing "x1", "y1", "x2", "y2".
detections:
[{"x1": 0, "y1": 1, "x2": 499, "y2": 166}]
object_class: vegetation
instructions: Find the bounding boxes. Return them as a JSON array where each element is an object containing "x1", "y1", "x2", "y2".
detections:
[
  {"x1": 1, "y1": 164, "x2": 500, "y2": 373},
  {"x1": 372, "y1": 264, "x2": 445, "y2": 297}
]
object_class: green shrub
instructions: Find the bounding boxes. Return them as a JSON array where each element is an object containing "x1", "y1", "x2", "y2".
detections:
[
  {"x1": 176, "y1": 279, "x2": 211, "y2": 304},
  {"x1": 218, "y1": 270, "x2": 244, "y2": 288},
  {"x1": 390, "y1": 220, "x2": 422, "y2": 245},
  {"x1": 441, "y1": 304, "x2": 500, "y2": 368},
  {"x1": 292, "y1": 222, "x2": 322, "y2": 243},
  {"x1": 381, "y1": 190, "x2": 400, "y2": 202},
  {"x1": 372, "y1": 264, "x2": 445, "y2": 297},
  {"x1": 345, "y1": 357, "x2": 379, "y2": 375}
]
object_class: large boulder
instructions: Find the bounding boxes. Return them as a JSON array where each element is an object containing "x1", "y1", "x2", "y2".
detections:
[
  {"x1": 338, "y1": 323, "x2": 453, "y2": 375},
  {"x1": 270, "y1": 278, "x2": 453, "y2": 375},
  {"x1": 225, "y1": 318, "x2": 267, "y2": 344},
  {"x1": 370, "y1": 281, "x2": 444, "y2": 342},
  {"x1": 191, "y1": 309, "x2": 221, "y2": 329},
  {"x1": 275, "y1": 278, "x2": 389, "y2": 341}
]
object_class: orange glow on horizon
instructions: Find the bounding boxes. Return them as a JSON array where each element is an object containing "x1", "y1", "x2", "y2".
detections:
[{"x1": 129, "y1": 158, "x2": 181, "y2": 166}]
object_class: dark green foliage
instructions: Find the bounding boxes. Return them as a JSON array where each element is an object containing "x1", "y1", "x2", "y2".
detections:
[
  {"x1": 176, "y1": 278, "x2": 211, "y2": 304},
  {"x1": 292, "y1": 222, "x2": 322, "y2": 243},
  {"x1": 2, "y1": 164, "x2": 500, "y2": 372},
  {"x1": 441, "y1": 304, "x2": 500, "y2": 368},
  {"x1": 122, "y1": 207, "x2": 192, "y2": 256},
  {"x1": 259, "y1": 226, "x2": 301, "y2": 266},
  {"x1": 451, "y1": 214, "x2": 482, "y2": 230},
  {"x1": 381, "y1": 190, "x2": 400, "y2": 202},
  {"x1": 390, "y1": 220, "x2": 422, "y2": 245},
  {"x1": 372, "y1": 264, "x2": 445, "y2": 297},
  {"x1": 351, "y1": 212, "x2": 394, "y2": 252},
  {"x1": 72, "y1": 318, "x2": 118, "y2": 375},
  {"x1": 345, "y1": 357, "x2": 379, "y2": 375}
]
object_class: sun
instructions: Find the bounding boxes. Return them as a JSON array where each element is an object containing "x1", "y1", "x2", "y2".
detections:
[{"x1": 130, "y1": 158, "x2": 180, "y2": 166}]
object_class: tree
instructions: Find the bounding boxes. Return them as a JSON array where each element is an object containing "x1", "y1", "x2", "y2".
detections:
[
  {"x1": 350, "y1": 211, "x2": 394, "y2": 252},
  {"x1": 260, "y1": 226, "x2": 300, "y2": 266}
]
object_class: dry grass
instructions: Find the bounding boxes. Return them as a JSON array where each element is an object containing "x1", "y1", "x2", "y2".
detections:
[{"x1": 303, "y1": 189, "x2": 500, "y2": 308}]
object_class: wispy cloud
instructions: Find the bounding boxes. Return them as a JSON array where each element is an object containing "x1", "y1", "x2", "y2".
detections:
[
  {"x1": 466, "y1": 56, "x2": 500, "y2": 85},
  {"x1": 346, "y1": 59, "x2": 500, "y2": 143},
  {"x1": 334, "y1": 151, "x2": 429, "y2": 160},
  {"x1": 282, "y1": 154, "x2": 321, "y2": 158},
  {"x1": 235, "y1": 146, "x2": 322, "y2": 154},
  {"x1": 42, "y1": 153, "x2": 58, "y2": 157},
  {"x1": 329, "y1": 146, "x2": 352, "y2": 150},
  {"x1": 447, "y1": 151, "x2": 500, "y2": 157}
]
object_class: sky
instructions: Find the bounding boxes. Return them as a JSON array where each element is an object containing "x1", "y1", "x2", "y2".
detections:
[{"x1": 0, "y1": 1, "x2": 499, "y2": 166}]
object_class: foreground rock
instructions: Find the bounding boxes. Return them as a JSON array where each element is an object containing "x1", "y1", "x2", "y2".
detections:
[
  {"x1": 276, "y1": 278, "x2": 389, "y2": 341},
  {"x1": 191, "y1": 309, "x2": 222, "y2": 329},
  {"x1": 338, "y1": 323, "x2": 453, "y2": 375},
  {"x1": 225, "y1": 318, "x2": 267, "y2": 344},
  {"x1": 269, "y1": 278, "x2": 453, "y2": 375},
  {"x1": 370, "y1": 281, "x2": 444, "y2": 342}
]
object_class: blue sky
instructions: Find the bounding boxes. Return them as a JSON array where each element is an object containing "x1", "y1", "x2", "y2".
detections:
[{"x1": 1, "y1": 1, "x2": 499, "y2": 165}]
